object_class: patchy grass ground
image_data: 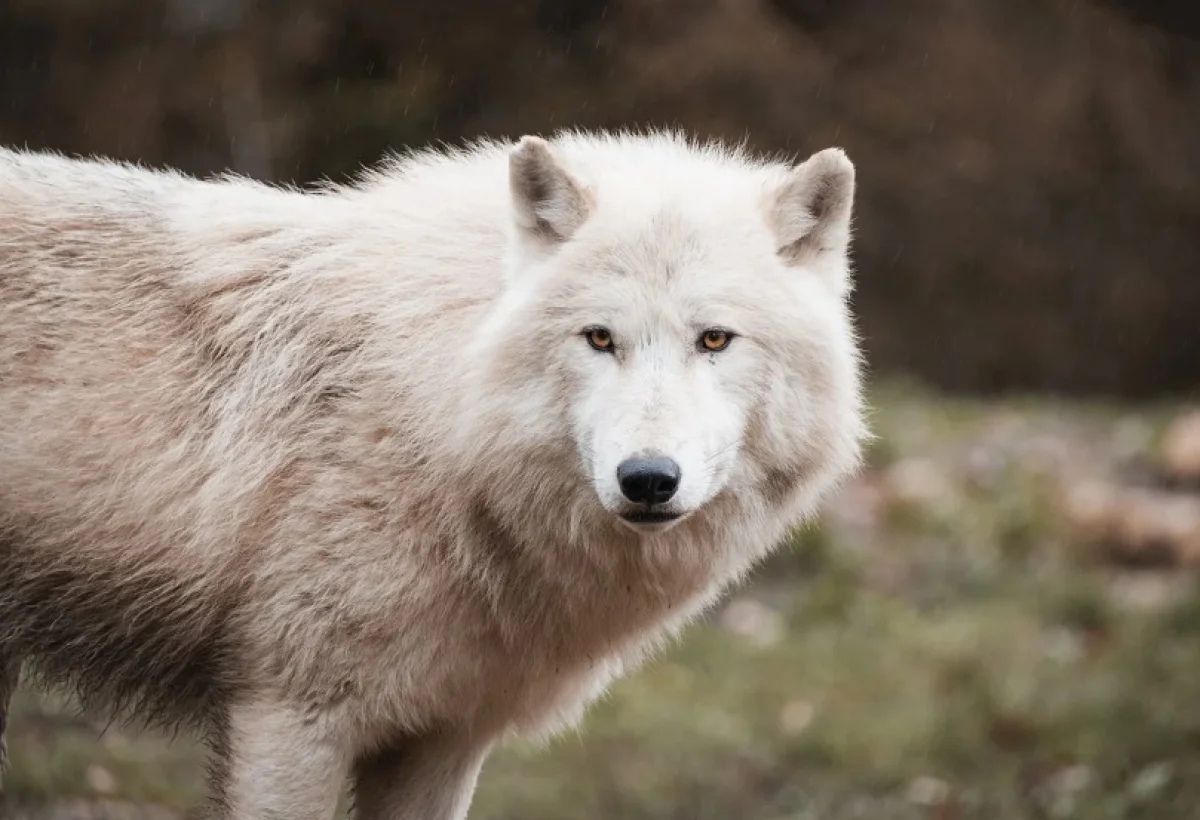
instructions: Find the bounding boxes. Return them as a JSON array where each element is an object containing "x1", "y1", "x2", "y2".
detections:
[{"x1": 5, "y1": 380, "x2": 1200, "y2": 819}]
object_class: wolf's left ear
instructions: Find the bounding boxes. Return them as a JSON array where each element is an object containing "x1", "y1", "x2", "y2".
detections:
[
  {"x1": 509, "y1": 136, "x2": 592, "y2": 251},
  {"x1": 767, "y1": 147, "x2": 856, "y2": 293}
]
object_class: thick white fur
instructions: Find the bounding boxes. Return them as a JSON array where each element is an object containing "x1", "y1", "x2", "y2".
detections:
[{"x1": 0, "y1": 129, "x2": 868, "y2": 818}]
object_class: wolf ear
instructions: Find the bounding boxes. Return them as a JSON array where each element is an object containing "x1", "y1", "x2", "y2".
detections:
[
  {"x1": 767, "y1": 147, "x2": 856, "y2": 291},
  {"x1": 509, "y1": 136, "x2": 592, "y2": 250}
]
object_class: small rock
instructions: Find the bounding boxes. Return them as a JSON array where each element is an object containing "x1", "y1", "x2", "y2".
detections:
[
  {"x1": 720, "y1": 598, "x2": 784, "y2": 648},
  {"x1": 1041, "y1": 764, "x2": 1094, "y2": 818},
  {"x1": 1109, "y1": 572, "x2": 1192, "y2": 613},
  {"x1": 1123, "y1": 490, "x2": 1200, "y2": 563},
  {"x1": 1129, "y1": 761, "x2": 1174, "y2": 801},
  {"x1": 882, "y1": 457, "x2": 957, "y2": 512},
  {"x1": 1064, "y1": 480, "x2": 1200, "y2": 566},
  {"x1": 1063, "y1": 480, "x2": 1121, "y2": 542},
  {"x1": 824, "y1": 480, "x2": 884, "y2": 535},
  {"x1": 962, "y1": 445, "x2": 1006, "y2": 492},
  {"x1": 1040, "y1": 627, "x2": 1084, "y2": 664},
  {"x1": 1064, "y1": 479, "x2": 1116, "y2": 521},
  {"x1": 1160, "y1": 410, "x2": 1200, "y2": 484},
  {"x1": 1049, "y1": 763, "x2": 1094, "y2": 796},
  {"x1": 779, "y1": 699, "x2": 816, "y2": 735},
  {"x1": 907, "y1": 775, "x2": 951, "y2": 806},
  {"x1": 86, "y1": 764, "x2": 118, "y2": 795}
]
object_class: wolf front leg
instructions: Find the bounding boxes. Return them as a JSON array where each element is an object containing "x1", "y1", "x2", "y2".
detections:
[
  {"x1": 352, "y1": 732, "x2": 492, "y2": 820},
  {"x1": 205, "y1": 697, "x2": 351, "y2": 820},
  {"x1": 0, "y1": 656, "x2": 19, "y2": 793}
]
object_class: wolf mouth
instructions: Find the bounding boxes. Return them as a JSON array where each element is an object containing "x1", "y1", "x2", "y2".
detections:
[{"x1": 619, "y1": 509, "x2": 683, "y2": 525}]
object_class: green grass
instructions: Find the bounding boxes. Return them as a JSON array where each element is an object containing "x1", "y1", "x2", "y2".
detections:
[{"x1": 6, "y1": 380, "x2": 1200, "y2": 818}]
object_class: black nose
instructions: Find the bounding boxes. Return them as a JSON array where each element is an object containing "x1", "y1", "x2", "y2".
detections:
[{"x1": 616, "y1": 457, "x2": 681, "y2": 506}]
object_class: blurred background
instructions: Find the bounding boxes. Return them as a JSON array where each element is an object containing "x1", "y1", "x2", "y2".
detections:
[{"x1": 2, "y1": 1, "x2": 1200, "y2": 818}]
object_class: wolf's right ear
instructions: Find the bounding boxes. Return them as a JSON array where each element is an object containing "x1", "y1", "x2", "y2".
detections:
[{"x1": 509, "y1": 136, "x2": 592, "y2": 250}]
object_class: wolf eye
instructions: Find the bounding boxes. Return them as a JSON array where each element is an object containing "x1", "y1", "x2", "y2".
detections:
[
  {"x1": 700, "y1": 329, "x2": 733, "y2": 352},
  {"x1": 584, "y1": 326, "x2": 614, "y2": 352}
]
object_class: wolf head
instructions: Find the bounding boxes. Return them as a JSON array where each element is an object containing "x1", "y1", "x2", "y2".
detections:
[{"x1": 463, "y1": 132, "x2": 867, "y2": 541}]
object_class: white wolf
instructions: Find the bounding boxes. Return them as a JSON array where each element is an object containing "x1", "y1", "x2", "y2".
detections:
[{"x1": 0, "y1": 130, "x2": 867, "y2": 818}]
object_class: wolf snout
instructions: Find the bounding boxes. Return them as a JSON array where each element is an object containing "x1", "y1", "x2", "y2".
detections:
[{"x1": 616, "y1": 456, "x2": 681, "y2": 506}]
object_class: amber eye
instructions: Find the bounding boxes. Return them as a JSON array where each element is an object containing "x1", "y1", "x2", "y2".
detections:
[
  {"x1": 700, "y1": 328, "x2": 732, "y2": 352},
  {"x1": 585, "y1": 326, "x2": 614, "y2": 352}
]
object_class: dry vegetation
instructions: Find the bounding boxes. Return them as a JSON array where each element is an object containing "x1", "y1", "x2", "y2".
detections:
[
  {"x1": 1, "y1": 0, "x2": 1198, "y2": 395},
  {"x1": 6, "y1": 380, "x2": 1200, "y2": 819}
]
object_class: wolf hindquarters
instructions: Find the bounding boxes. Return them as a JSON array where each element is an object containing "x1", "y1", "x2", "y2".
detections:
[{"x1": 0, "y1": 655, "x2": 19, "y2": 792}]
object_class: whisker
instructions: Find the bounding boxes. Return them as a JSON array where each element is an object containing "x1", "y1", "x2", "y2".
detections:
[{"x1": 704, "y1": 443, "x2": 738, "y2": 466}]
